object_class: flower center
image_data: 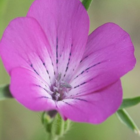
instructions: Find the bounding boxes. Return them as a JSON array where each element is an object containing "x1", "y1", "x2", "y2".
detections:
[{"x1": 50, "y1": 74, "x2": 72, "y2": 101}]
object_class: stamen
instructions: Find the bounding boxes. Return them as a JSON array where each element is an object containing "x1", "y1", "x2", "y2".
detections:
[
  {"x1": 50, "y1": 73, "x2": 72, "y2": 101},
  {"x1": 57, "y1": 73, "x2": 61, "y2": 81},
  {"x1": 61, "y1": 83, "x2": 72, "y2": 89}
]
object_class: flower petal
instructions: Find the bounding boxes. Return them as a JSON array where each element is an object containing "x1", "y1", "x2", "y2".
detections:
[
  {"x1": 10, "y1": 67, "x2": 56, "y2": 111},
  {"x1": 70, "y1": 23, "x2": 136, "y2": 96},
  {"x1": 27, "y1": 0, "x2": 89, "y2": 81},
  {"x1": 0, "y1": 17, "x2": 55, "y2": 84},
  {"x1": 57, "y1": 80, "x2": 122, "y2": 124}
]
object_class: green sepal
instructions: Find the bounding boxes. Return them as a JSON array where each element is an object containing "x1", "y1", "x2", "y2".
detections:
[
  {"x1": 116, "y1": 109, "x2": 140, "y2": 135},
  {"x1": 41, "y1": 112, "x2": 53, "y2": 133},
  {"x1": 0, "y1": 85, "x2": 13, "y2": 101},
  {"x1": 42, "y1": 112, "x2": 71, "y2": 140},
  {"x1": 82, "y1": 0, "x2": 93, "y2": 10},
  {"x1": 51, "y1": 113, "x2": 64, "y2": 137},
  {"x1": 64, "y1": 119, "x2": 71, "y2": 133},
  {"x1": 119, "y1": 96, "x2": 140, "y2": 109}
]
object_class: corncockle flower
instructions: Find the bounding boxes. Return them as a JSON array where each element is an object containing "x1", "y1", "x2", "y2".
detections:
[{"x1": 0, "y1": 0, "x2": 135, "y2": 124}]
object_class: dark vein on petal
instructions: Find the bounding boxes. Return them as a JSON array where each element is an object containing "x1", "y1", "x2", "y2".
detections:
[
  {"x1": 33, "y1": 84, "x2": 52, "y2": 94},
  {"x1": 64, "y1": 44, "x2": 73, "y2": 77},
  {"x1": 56, "y1": 37, "x2": 59, "y2": 66},
  {"x1": 30, "y1": 64, "x2": 39, "y2": 75},
  {"x1": 80, "y1": 55, "x2": 89, "y2": 63},
  {"x1": 73, "y1": 82, "x2": 87, "y2": 89},
  {"x1": 49, "y1": 55, "x2": 56, "y2": 76},
  {"x1": 73, "y1": 98, "x2": 89, "y2": 102},
  {"x1": 73, "y1": 78, "x2": 95, "y2": 89},
  {"x1": 62, "y1": 101, "x2": 73, "y2": 107},
  {"x1": 64, "y1": 96, "x2": 97, "y2": 107},
  {"x1": 72, "y1": 97, "x2": 97, "y2": 108},
  {"x1": 74, "y1": 62, "x2": 101, "y2": 80},
  {"x1": 62, "y1": 100, "x2": 92, "y2": 116},
  {"x1": 38, "y1": 96, "x2": 52, "y2": 100},
  {"x1": 70, "y1": 91, "x2": 94, "y2": 97},
  {"x1": 38, "y1": 56, "x2": 51, "y2": 80},
  {"x1": 80, "y1": 50, "x2": 97, "y2": 63}
]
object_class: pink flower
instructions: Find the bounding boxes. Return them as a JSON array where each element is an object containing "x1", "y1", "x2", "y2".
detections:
[{"x1": 0, "y1": 0, "x2": 135, "y2": 124}]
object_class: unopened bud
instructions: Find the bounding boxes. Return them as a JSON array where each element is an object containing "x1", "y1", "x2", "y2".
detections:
[{"x1": 42, "y1": 111, "x2": 71, "y2": 140}]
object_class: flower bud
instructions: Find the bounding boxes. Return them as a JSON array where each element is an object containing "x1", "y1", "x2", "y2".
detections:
[{"x1": 42, "y1": 111, "x2": 71, "y2": 140}]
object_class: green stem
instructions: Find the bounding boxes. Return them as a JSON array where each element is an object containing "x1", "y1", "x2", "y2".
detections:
[
  {"x1": 82, "y1": 0, "x2": 93, "y2": 10},
  {"x1": 48, "y1": 134, "x2": 58, "y2": 140}
]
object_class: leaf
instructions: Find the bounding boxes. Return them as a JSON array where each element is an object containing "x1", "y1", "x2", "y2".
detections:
[
  {"x1": 116, "y1": 109, "x2": 140, "y2": 135},
  {"x1": 82, "y1": 0, "x2": 93, "y2": 10},
  {"x1": 119, "y1": 96, "x2": 140, "y2": 109},
  {"x1": 0, "y1": 85, "x2": 13, "y2": 100}
]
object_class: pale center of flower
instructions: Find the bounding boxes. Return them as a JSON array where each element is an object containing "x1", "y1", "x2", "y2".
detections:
[{"x1": 50, "y1": 74, "x2": 72, "y2": 101}]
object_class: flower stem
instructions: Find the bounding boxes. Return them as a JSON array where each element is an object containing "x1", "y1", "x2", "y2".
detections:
[
  {"x1": 82, "y1": 0, "x2": 93, "y2": 10},
  {"x1": 48, "y1": 134, "x2": 58, "y2": 140}
]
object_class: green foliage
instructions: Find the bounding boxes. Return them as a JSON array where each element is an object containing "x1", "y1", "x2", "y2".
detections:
[
  {"x1": 82, "y1": 0, "x2": 93, "y2": 10},
  {"x1": 119, "y1": 96, "x2": 140, "y2": 109},
  {"x1": 116, "y1": 109, "x2": 140, "y2": 135},
  {"x1": 0, "y1": 85, "x2": 13, "y2": 100}
]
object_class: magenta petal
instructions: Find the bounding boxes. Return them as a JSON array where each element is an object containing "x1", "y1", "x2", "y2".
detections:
[
  {"x1": 58, "y1": 80, "x2": 122, "y2": 124},
  {"x1": 27, "y1": 0, "x2": 89, "y2": 81},
  {"x1": 70, "y1": 23, "x2": 136, "y2": 96},
  {"x1": 10, "y1": 67, "x2": 56, "y2": 111},
  {"x1": 0, "y1": 17, "x2": 55, "y2": 83},
  {"x1": 0, "y1": 0, "x2": 135, "y2": 125}
]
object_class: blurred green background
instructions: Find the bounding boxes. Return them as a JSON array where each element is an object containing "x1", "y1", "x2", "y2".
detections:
[{"x1": 0, "y1": 0, "x2": 140, "y2": 140}]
